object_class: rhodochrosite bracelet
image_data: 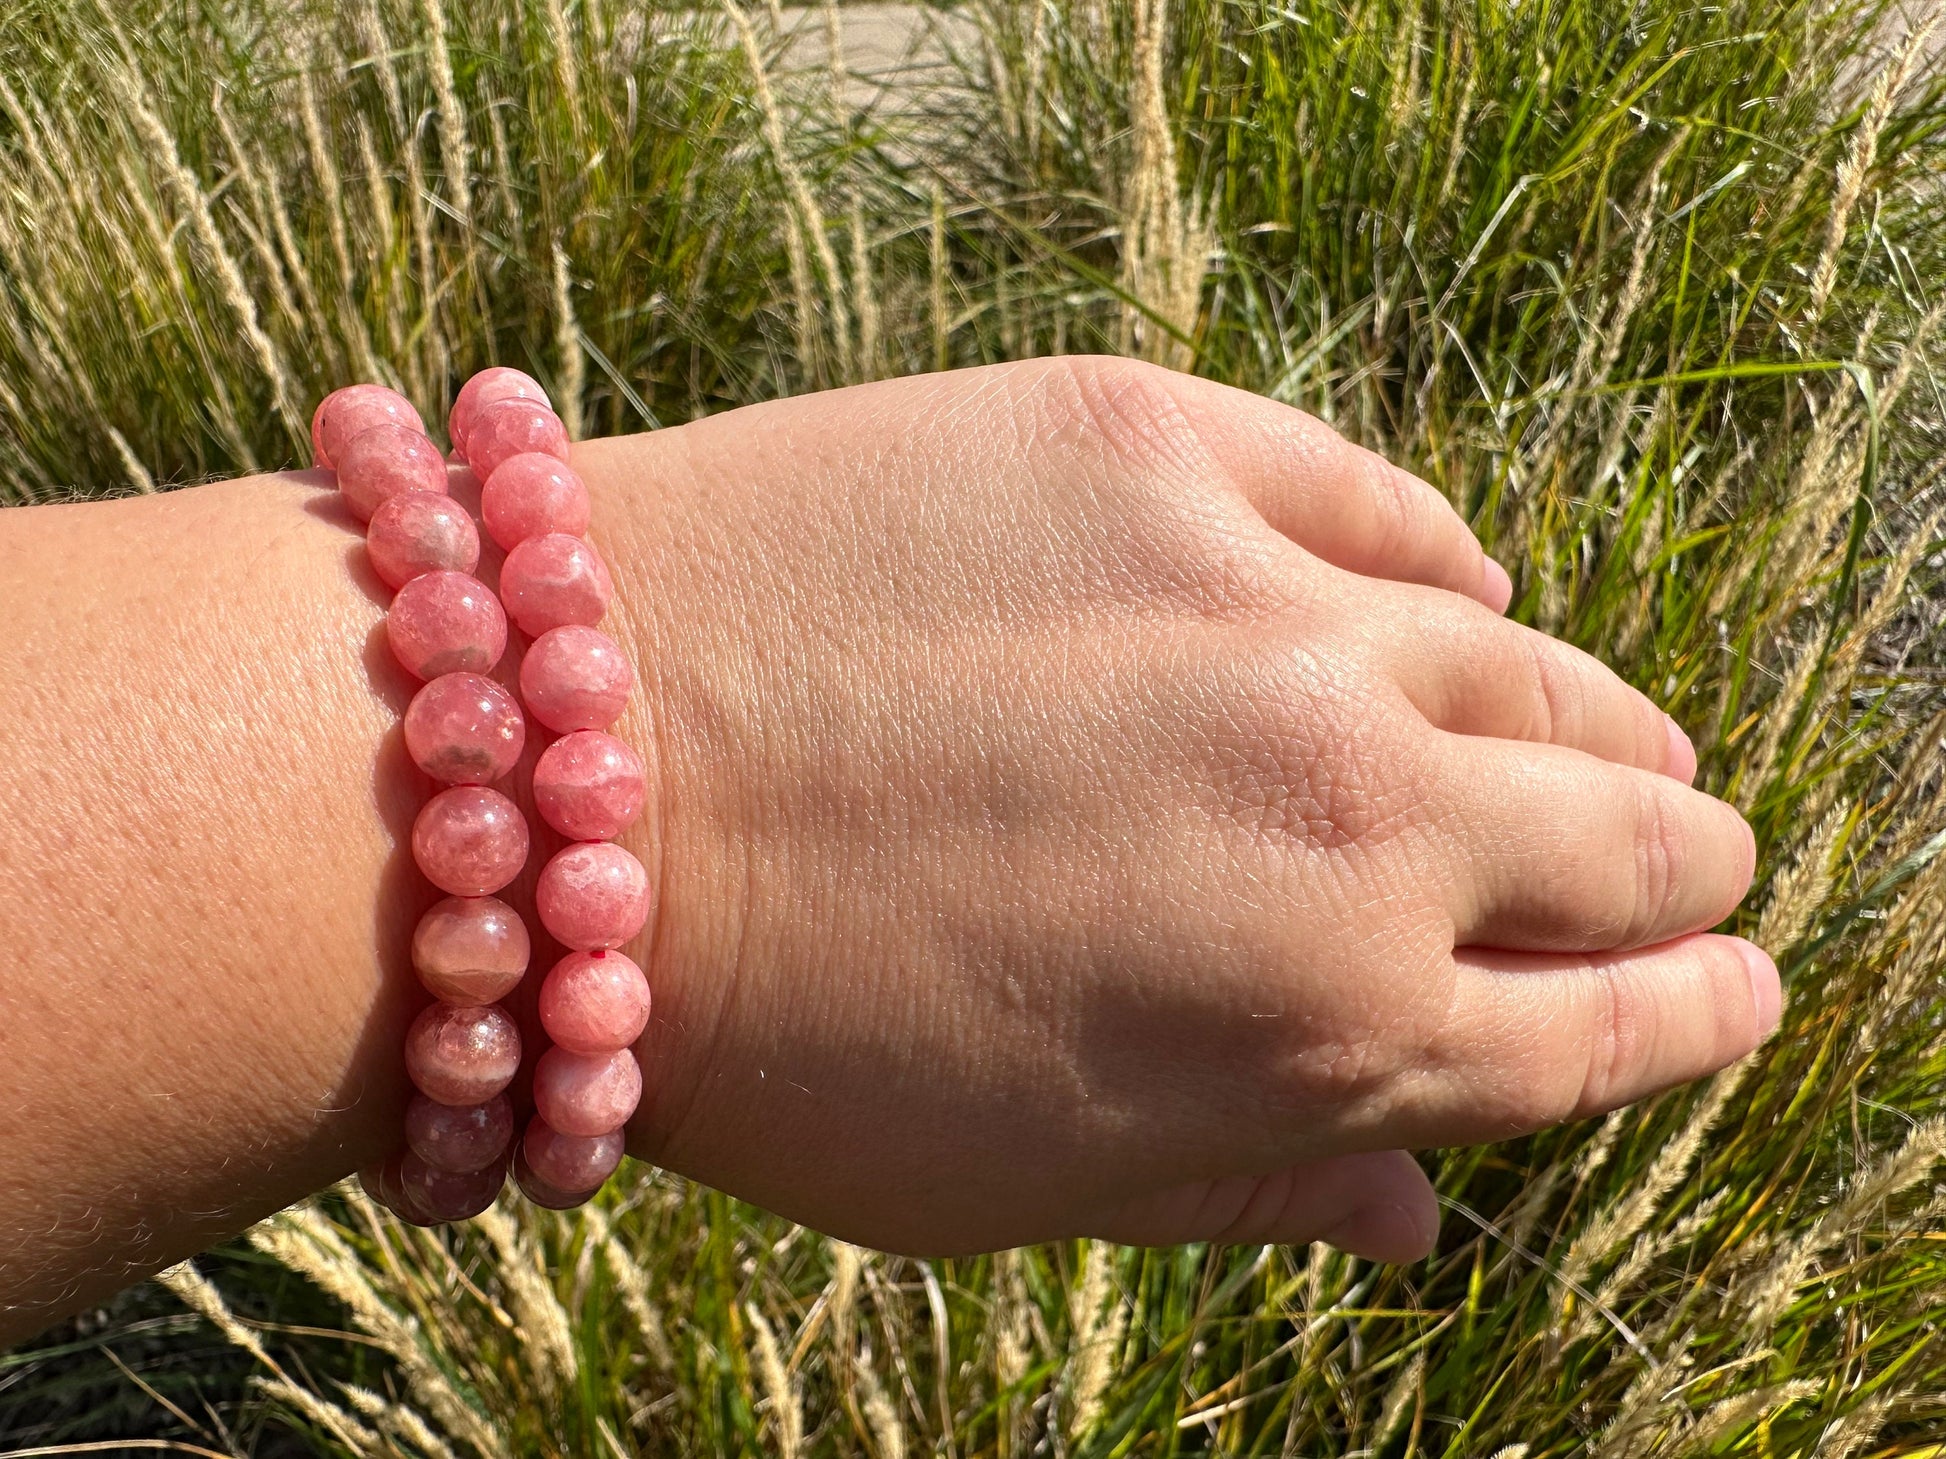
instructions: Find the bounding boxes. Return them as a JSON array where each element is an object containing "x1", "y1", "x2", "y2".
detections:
[{"x1": 313, "y1": 369, "x2": 652, "y2": 1226}]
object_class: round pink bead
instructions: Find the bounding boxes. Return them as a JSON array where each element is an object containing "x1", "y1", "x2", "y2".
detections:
[
  {"x1": 367, "y1": 490, "x2": 479, "y2": 589},
  {"x1": 405, "y1": 1002, "x2": 522, "y2": 1105},
  {"x1": 365, "y1": 1155, "x2": 422, "y2": 1222},
  {"x1": 449, "y1": 367, "x2": 548, "y2": 456},
  {"x1": 501, "y1": 533, "x2": 612, "y2": 636},
  {"x1": 313, "y1": 383, "x2": 424, "y2": 468},
  {"x1": 399, "y1": 1150, "x2": 507, "y2": 1223},
  {"x1": 355, "y1": 1161, "x2": 390, "y2": 1206},
  {"x1": 336, "y1": 423, "x2": 448, "y2": 522},
  {"x1": 537, "y1": 842, "x2": 650, "y2": 951},
  {"x1": 532, "y1": 1047, "x2": 642, "y2": 1137},
  {"x1": 539, "y1": 949, "x2": 651, "y2": 1053},
  {"x1": 522, "y1": 1117, "x2": 626, "y2": 1191},
  {"x1": 519, "y1": 625, "x2": 634, "y2": 733},
  {"x1": 480, "y1": 454, "x2": 591, "y2": 551},
  {"x1": 514, "y1": 1148, "x2": 602, "y2": 1210},
  {"x1": 467, "y1": 398, "x2": 569, "y2": 479},
  {"x1": 411, "y1": 895, "x2": 530, "y2": 1005},
  {"x1": 404, "y1": 672, "x2": 525, "y2": 785},
  {"x1": 533, "y1": 731, "x2": 646, "y2": 840},
  {"x1": 406, "y1": 1092, "x2": 514, "y2": 1173},
  {"x1": 413, "y1": 786, "x2": 529, "y2": 896},
  {"x1": 388, "y1": 570, "x2": 507, "y2": 679}
]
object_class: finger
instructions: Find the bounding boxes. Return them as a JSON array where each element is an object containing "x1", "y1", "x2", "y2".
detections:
[
  {"x1": 1437, "y1": 736, "x2": 1754, "y2": 951},
  {"x1": 1379, "y1": 935, "x2": 1779, "y2": 1148},
  {"x1": 1091, "y1": 1150, "x2": 1438, "y2": 1262},
  {"x1": 1376, "y1": 591, "x2": 1693, "y2": 778},
  {"x1": 1154, "y1": 373, "x2": 1506, "y2": 609}
]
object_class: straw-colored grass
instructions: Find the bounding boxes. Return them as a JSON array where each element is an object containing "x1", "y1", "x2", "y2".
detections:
[{"x1": 5, "y1": 0, "x2": 1946, "y2": 1452}]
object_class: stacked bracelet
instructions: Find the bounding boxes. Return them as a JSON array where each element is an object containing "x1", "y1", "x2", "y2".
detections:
[{"x1": 314, "y1": 369, "x2": 651, "y2": 1225}]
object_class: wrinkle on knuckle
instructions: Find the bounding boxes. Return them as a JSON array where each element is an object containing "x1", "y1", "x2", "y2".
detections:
[
  {"x1": 1567, "y1": 968, "x2": 1629, "y2": 1121},
  {"x1": 1628, "y1": 780, "x2": 1681, "y2": 944},
  {"x1": 1521, "y1": 633, "x2": 1572, "y2": 747}
]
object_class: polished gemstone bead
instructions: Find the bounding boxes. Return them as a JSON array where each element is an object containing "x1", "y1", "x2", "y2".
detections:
[
  {"x1": 312, "y1": 383, "x2": 424, "y2": 468},
  {"x1": 519, "y1": 625, "x2": 633, "y2": 733},
  {"x1": 533, "y1": 730, "x2": 646, "y2": 840},
  {"x1": 412, "y1": 786, "x2": 529, "y2": 896},
  {"x1": 399, "y1": 1150, "x2": 506, "y2": 1223},
  {"x1": 355, "y1": 1161, "x2": 391, "y2": 1205},
  {"x1": 500, "y1": 533, "x2": 612, "y2": 636},
  {"x1": 513, "y1": 1148, "x2": 601, "y2": 1210},
  {"x1": 467, "y1": 398, "x2": 569, "y2": 479},
  {"x1": 480, "y1": 453, "x2": 590, "y2": 550},
  {"x1": 540, "y1": 953, "x2": 653, "y2": 1058},
  {"x1": 404, "y1": 1001, "x2": 521, "y2": 1105},
  {"x1": 365, "y1": 1153, "x2": 420, "y2": 1220},
  {"x1": 404, "y1": 672, "x2": 525, "y2": 785},
  {"x1": 405, "y1": 1092, "x2": 514, "y2": 1173},
  {"x1": 532, "y1": 1047, "x2": 642, "y2": 1137},
  {"x1": 448, "y1": 367, "x2": 547, "y2": 456},
  {"x1": 367, "y1": 490, "x2": 479, "y2": 589},
  {"x1": 387, "y1": 571, "x2": 507, "y2": 679},
  {"x1": 537, "y1": 842, "x2": 650, "y2": 950},
  {"x1": 411, "y1": 895, "x2": 530, "y2": 1005},
  {"x1": 522, "y1": 1117, "x2": 625, "y2": 1191},
  {"x1": 539, "y1": 949, "x2": 651, "y2": 1053},
  {"x1": 336, "y1": 423, "x2": 448, "y2": 522}
]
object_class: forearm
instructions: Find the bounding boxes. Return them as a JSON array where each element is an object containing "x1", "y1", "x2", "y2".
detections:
[{"x1": 0, "y1": 464, "x2": 642, "y2": 1340}]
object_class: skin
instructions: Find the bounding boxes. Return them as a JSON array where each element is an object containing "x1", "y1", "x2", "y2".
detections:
[{"x1": 0, "y1": 357, "x2": 1774, "y2": 1345}]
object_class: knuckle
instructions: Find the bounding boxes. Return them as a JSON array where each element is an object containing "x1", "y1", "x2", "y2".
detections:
[
  {"x1": 1627, "y1": 780, "x2": 1684, "y2": 944},
  {"x1": 1041, "y1": 354, "x2": 1211, "y2": 476},
  {"x1": 1204, "y1": 638, "x2": 1434, "y2": 854},
  {"x1": 1573, "y1": 969, "x2": 1641, "y2": 1120},
  {"x1": 1259, "y1": 941, "x2": 1447, "y2": 1115}
]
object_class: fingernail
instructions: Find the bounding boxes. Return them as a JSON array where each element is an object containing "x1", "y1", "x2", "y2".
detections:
[
  {"x1": 1481, "y1": 556, "x2": 1514, "y2": 614},
  {"x1": 1321, "y1": 1201, "x2": 1438, "y2": 1263},
  {"x1": 1738, "y1": 940, "x2": 1783, "y2": 1040},
  {"x1": 1664, "y1": 715, "x2": 1698, "y2": 785}
]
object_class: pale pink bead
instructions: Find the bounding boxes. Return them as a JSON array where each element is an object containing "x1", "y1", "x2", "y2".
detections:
[
  {"x1": 404, "y1": 672, "x2": 525, "y2": 785},
  {"x1": 411, "y1": 895, "x2": 530, "y2": 1005},
  {"x1": 480, "y1": 453, "x2": 590, "y2": 550},
  {"x1": 522, "y1": 1117, "x2": 625, "y2": 1191},
  {"x1": 533, "y1": 730, "x2": 646, "y2": 840},
  {"x1": 336, "y1": 423, "x2": 448, "y2": 522},
  {"x1": 539, "y1": 949, "x2": 651, "y2": 1053},
  {"x1": 532, "y1": 1047, "x2": 642, "y2": 1137},
  {"x1": 404, "y1": 1002, "x2": 521, "y2": 1105},
  {"x1": 388, "y1": 570, "x2": 507, "y2": 679},
  {"x1": 406, "y1": 1092, "x2": 514, "y2": 1172},
  {"x1": 513, "y1": 1148, "x2": 601, "y2": 1210},
  {"x1": 313, "y1": 383, "x2": 424, "y2": 468},
  {"x1": 399, "y1": 1150, "x2": 506, "y2": 1223},
  {"x1": 501, "y1": 533, "x2": 612, "y2": 636},
  {"x1": 367, "y1": 490, "x2": 479, "y2": 589},
  {"x1": 467, "y1": 398, "x2": 569, "y2": 479},
  {"x1": 413, "y1": 785, "x2": 529, "y2": 896},
  {"x1": 449, "y1": 367, "x2": 548, "y2": 455},
  {"x1": 537, "y1": 842, "x2": 650, "y2": 951},
  {"x1": 519, "y1": 625, "x2": 634, "y2": 733}
]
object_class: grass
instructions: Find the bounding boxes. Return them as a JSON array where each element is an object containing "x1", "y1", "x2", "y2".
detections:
[{"x1": 3, "y1": 0, "x2": 1946, "y2": 1452}]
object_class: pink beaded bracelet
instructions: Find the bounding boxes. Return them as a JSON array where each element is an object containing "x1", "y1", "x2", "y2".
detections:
[{"x1": 314, "y1": 369, "x2": 653, "y2": 1226}]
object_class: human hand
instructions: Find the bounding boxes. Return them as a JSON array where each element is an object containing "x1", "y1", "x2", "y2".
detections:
[{"x1": 584, "y1": 357, "x2": 1768, "y2": 1262}]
